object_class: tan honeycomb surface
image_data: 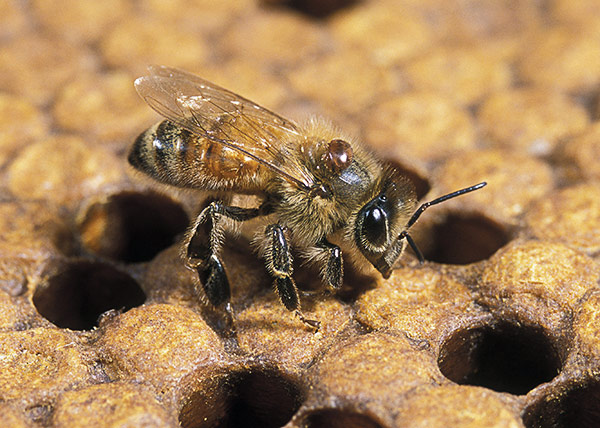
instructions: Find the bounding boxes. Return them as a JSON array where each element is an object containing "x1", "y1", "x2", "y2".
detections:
[{"x1": 1, "y1": 0, "x2": 600, "y2": 427}]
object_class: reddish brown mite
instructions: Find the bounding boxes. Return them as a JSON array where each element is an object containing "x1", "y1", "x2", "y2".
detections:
[{"x1": 129, "y1": 65, "x2": 486, "y2": 330}]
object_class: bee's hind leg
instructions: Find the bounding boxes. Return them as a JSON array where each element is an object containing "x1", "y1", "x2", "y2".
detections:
[
  {"x1": 186, "y1": 201, "x2": 263, "y2": 330},
  {"x1": 265, "y1": 224, "x2": 320, "y2": 331}
]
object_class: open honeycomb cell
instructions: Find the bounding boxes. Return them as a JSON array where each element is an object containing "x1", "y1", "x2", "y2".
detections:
[{"x1": 1, "y1": 1, "x2": 599, "y2": 427}]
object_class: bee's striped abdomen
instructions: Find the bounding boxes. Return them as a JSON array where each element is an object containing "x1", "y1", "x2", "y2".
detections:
[
  {"x1": 128, "y1": 120, "x2": 267, "y2": 192},
  {"x1": 128, "y1": 121, "x2": 188, "y2": 184}
]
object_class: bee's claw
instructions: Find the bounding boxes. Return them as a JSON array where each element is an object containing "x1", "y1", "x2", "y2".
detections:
[{"x1": 295, "y1": 310, "x2": 321, "y2": 332}]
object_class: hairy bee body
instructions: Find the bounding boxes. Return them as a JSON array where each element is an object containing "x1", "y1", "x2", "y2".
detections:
[
  {"x1": 130, "y1": 116, "x2": 412, "y2": 254},
  {"x1": 129, "y1": 66, "x2": 485, "y2": 330}
]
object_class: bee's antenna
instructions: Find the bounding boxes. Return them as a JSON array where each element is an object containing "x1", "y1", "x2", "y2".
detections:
[
  {"x1": 399, "y1": 182, "x2": 487, "y2": 264},
  {"x1": 406, "y1": 182, "x2": 487, "y2": 229},
  {"x1": 398, "y1": 230, "x2": 425, "y2": 263}
]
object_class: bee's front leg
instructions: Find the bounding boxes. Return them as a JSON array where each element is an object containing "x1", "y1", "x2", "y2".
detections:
[
  {"x1": 265, "y1": 224, "x2": 320, "y2": 331},
  {"x1": 186, "y1": 201, "x2": 262, "y2": 328}
]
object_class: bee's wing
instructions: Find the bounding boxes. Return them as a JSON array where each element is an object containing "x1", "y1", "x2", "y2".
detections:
[{"x1": 135, "y1": 65, "x2": 314, "y2": 189}]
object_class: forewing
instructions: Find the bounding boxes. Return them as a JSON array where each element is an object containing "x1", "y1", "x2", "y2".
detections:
[{"x1": 135, "y1": 66, "x2": 313, "y2": 188}]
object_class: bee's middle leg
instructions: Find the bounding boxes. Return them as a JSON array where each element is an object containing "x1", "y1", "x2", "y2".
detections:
[
  {"x1": 315, "y1": 239, "x2": 343, "y2": 291},
  {"x1": 265, "y1": 224, "x2": 320, "y2": 331},
  {"x1": 186, "y1": 201, "x2": 262, "y2": 314}
]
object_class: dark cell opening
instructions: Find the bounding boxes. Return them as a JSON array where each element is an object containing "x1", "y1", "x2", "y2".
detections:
[
  {"x1": 424, "y1": 213, "x2": 508, "y2": 265},
  {"x1": 304, "y1": 409, "x2": 385, "y2": 428},
  {"x1": 523, "y1": 378, "x2": 600, "y2": 428},
  {"x1": 78, "y1": 191, "x2": 189, "y2": 263},
  {"x1": 179, "y1": 368, "x2": 304, "y2": 428},
  {"x1": 438, "y1": 322, "x2": 562, "y2": 395},
  {"x1": 264, "y1": 0, "x2": 360, "y2": 18},
  {"x1": 33, "y1": 261, "x2": 145, "y2": 330}
]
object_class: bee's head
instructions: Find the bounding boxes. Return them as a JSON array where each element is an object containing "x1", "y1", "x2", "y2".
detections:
[
  {"x1": 354, "y1": 168, "x2": 417, "y2": 278},
  {"x1": 354, "y1": 172, "x2": 487, "y2": 278}
]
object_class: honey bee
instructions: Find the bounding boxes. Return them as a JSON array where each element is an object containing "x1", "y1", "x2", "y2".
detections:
[{"x1": 129, "y1": 66, "x2": 486, "y2": 330}]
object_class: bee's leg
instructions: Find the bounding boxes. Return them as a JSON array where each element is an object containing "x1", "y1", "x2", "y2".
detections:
[
  {"x1": 265, "y1": 224, "x2": 320, "y2": 331},
  {"x1": 186, "y1": 201, "x2": 264, "y2": 327},
  {"x1": 315, "y1": 239, "x2": 343, "y2": 291}
]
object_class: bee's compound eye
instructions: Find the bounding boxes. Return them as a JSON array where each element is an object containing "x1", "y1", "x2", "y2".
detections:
[
  {"x1": 325, "y1": 139, "x2": 353, "y2": 173},
  {"x1": 362, "y1": 205, "x2": 388, "y2": 247}
]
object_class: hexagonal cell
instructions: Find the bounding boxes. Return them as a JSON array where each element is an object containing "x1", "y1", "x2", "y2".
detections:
[
  {"x1": 33, "y1": 260, "x2": 145, "y2": 330},
  {"x1": 78, "y1": 191, "x2": 189, "y2": 263},
  {"x1": 0, "y1": 328, "x2": 92, "y2": 402},
  {"x1": 263, "y1": 0, "x2": 359, "y2": 18},
  {"x1": 438, "y1": 322, "x2": 563, "y2": 395},
  {"x1": 523, "y1": 377, "x2": 600, "y2": 428},
  {"x1": 179, "y1": 367, "x2": 304, "y2": 428},
  {"x1": 424, "y1": 213, "x2": 509, "y2": 265},
  {"x1": 53, "y1": 382, "x2": 177, "y2": 427},
  {"x1": 303, "y1": 408, "x2": 385, "y2": 428},
  {"x1": 394, "y1": 384, "x2": 524, "y2": 428}
]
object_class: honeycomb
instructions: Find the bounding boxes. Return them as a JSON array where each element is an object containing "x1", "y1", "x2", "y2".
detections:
[{"x1": 1, "y1": 0, "x2": 600, "y2": 427}]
